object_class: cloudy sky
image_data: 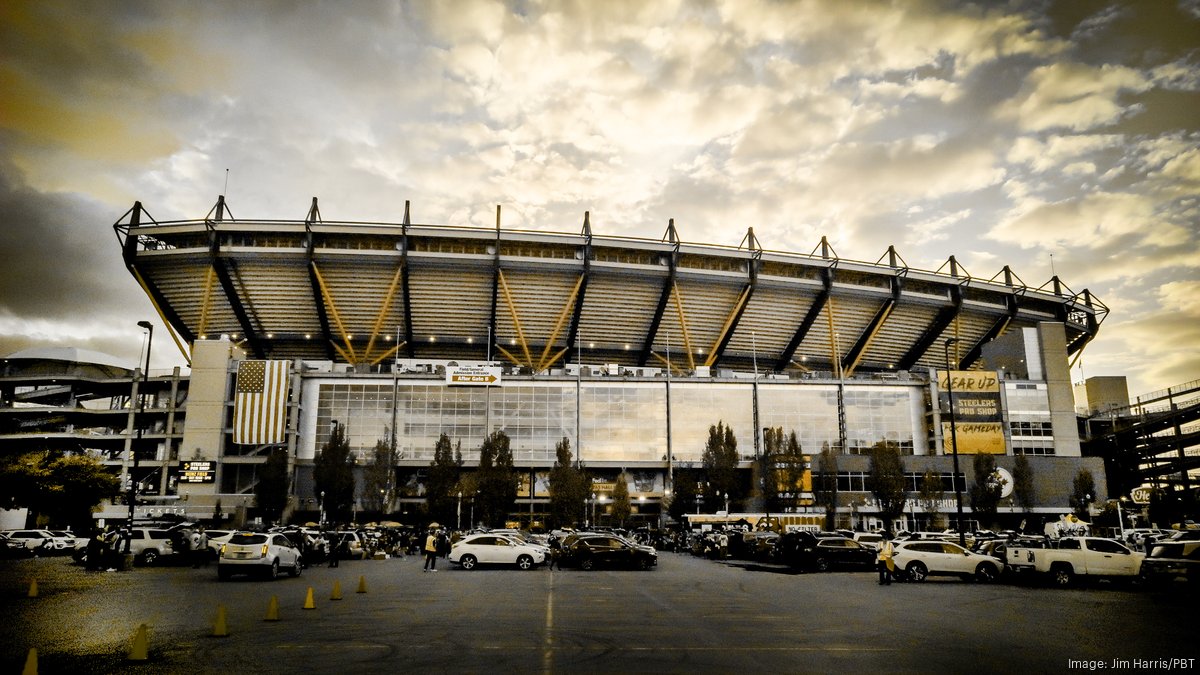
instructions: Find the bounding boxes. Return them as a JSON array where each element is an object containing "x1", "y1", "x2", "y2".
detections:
[{"x1": 1, "y1": 0, "x2": 1197, "y2": 399}]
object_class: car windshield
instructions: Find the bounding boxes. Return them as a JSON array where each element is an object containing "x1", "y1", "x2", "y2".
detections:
[{"x1": 230, "y1": 533, "x2": 267, "y2": 545}]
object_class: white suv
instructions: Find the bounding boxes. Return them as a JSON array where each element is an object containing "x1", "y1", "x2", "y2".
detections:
[
  {"x1": 218, "y1": 532, "x2": 303, "y2": 580},
  {"x1": 893, "y1": 539, "x2": 1003, "y2": 582}
]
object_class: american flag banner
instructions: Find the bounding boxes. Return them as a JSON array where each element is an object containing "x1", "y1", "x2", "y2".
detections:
[{"x1": 233, "y1": 360, "x2": 291, "y2": 445}]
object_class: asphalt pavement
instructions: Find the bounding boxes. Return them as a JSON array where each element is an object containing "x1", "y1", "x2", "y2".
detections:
[{"x1": 1, "y1": 551, "x2": 1196, "y2": 674}]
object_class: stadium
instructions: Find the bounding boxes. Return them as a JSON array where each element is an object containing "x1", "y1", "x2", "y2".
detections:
[{"x1": 50, "y1": 194, "x2": 1110, "y2": 531}]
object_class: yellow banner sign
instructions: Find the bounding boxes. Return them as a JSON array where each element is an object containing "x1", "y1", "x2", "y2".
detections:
[{"x1": 942, "y1": 421, "x2": 1006, "y2": 454}]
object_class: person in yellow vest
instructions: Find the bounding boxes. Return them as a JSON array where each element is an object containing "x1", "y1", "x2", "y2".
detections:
[
  {"x1": 423, "y1": 526, "x2": 439, "y2": 572},
  {"x1": 876, "y1": 534, "x2": 895, "y2": 585}
]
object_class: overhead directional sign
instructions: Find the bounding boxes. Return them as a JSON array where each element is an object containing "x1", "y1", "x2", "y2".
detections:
[{"x1": 446, "y1": 364, "x2": 501, "y2": 386}]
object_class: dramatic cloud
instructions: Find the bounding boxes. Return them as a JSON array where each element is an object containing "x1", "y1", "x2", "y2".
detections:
[{"x1": 1, "y1": 0, "x2": 1198, "y2": 398}]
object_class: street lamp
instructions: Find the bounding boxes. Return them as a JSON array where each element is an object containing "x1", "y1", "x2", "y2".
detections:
[
  {"x1": 724, "y1": 492, "x2": 730, "y2": 530},
  {"x1": 591, "y1": 492, "x2": 597, "y2": 527},
  {"x1": 943, "y1": 338, "x2": 966, "y2": 548},
  {"x1": 457, "y1": 491, "x2": 463, "y2": 531},
  {"x1": 125, "y1": 320, "x2": 153, "y2": 554},
  {"x1": 319, "y1": 490, "x2": 326, "y2": 526}
]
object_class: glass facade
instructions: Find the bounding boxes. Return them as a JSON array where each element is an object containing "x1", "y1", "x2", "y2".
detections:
[
  {"x1": 306, "y1": 377, "x2": 928, "y2": 464},
  {"x1": 1004, "y1": 382, "x2": 1056, "y2": 455}
]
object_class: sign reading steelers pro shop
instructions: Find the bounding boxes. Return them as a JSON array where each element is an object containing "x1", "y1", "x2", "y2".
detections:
[
  {"x1": 180, "y1": 461, "x2": 216, "y2": 483},
  {"x1": 938, "y1": 370, "x2": 1005, "y2": 454}
]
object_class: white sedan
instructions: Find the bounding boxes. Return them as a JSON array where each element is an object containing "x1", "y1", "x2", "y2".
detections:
[
  {"x1": 892, "y1": 540, "x2": 1004, "y2": 582},
  {"x1": 218, "y1": 532, "x2": 303, "y2": 580},
  {"x1": 450, "y1": 533, "x2": 546, "y2": 570}
]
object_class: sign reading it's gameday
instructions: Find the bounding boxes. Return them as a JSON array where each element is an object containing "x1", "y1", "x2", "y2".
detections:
[
  {"x1": 938, "y1": 370, "x2": 1005, "y2": 455},
  {"x1": 446, "y1": 364, "x2": 501, "y2": 386},
  {"x1": 180, "y1": 461, "x2": 216, "y2": 483}
]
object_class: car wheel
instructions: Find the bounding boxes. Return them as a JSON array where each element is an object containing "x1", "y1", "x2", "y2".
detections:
[
  {"x1": 140, "y1": 549, "x2": 159, "y2": 566},
  {"x1": 289, "y1": 556, "x2": 303, "y2": 577},
  {"x1": 814, "y1": 557, "x2": 830, "y2": 573},
  {"x1": 906, "y1": 561, "x2": 928, "y2": 582},
  {"x1": 1051, "y1": 564, "x2": 1074, "y2": 588},
  {"x1": 975, "y1": 563, "x2": 998, "y2": 583},
  {"x1": 460, "y1": 554, "x2": 478, "y2": 570},
  {"x1": 580, "y1": 557, "x2": 595, "y2": 571},
  {"x1": 267, "y1": 559, "x2": 280, "y2": 580},
  {"x1": 517, "y1": 554, "x2": 534, "y2": 570}
]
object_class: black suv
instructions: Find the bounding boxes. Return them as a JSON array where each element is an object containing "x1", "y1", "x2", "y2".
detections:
[{"x1": 559, "y1": 533, "x2": 657, "y2": 571}]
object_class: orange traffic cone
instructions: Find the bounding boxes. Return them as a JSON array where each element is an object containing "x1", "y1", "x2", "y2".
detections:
[
  {"x1": 303, "y1": 586, "x2": 315, "y2": 609},
  {"x1": 27, "y1": 579, "x2": 38, "y2": 598},
  {"x1": 128, "y1": 624, "x2": 149, "y2": 661},
  {"x1": 265, "y1": 595, "x2": 280, "y2": 621},
  {"x1": 330, "y1": 580, "x2": 343, "y2": 600},
  {"x1": 22, "y1": 648, "x2": 36, "y2": 675},
  {"x1": 212, "y1": 604, "x2": 229, "y2": 637},
  {"x1": 356, "y1": 575, "x2": 367, "y2": 593}
]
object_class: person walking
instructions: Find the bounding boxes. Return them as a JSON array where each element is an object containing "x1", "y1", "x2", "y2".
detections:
[
  {"x1": 327, "y1": 531, "x2": 341, "y2": 568},
  {"x1": 191, "y1": 526, "x2": 209, "y2": 568},
  {"x1": 876, "y1": 534, "x2": 895, "y2": 585},
  {"x1": 423, "y1": 527, "x2": 439, "y2": 572}
]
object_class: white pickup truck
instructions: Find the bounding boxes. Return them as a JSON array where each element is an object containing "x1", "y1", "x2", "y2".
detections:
[{"x1": 1006, "y1": 536, "x2": 1144, "y2": 587}]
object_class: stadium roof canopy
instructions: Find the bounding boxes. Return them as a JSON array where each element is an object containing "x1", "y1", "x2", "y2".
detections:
[{"x1": 113, "y1": 197, "x2": 1106, "y2": 376}]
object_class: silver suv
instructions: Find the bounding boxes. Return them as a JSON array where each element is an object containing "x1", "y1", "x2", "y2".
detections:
[{"x1": 123, "y1": 528, "x2": 176, "y2": 565}]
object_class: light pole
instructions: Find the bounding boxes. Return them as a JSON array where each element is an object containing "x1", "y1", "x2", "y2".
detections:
[
  {"x1": 319, "y1": 490, "x2": 326, "y2": 526},
  {"x1": 724, "y1": 492, "x2": 730, "y2": 530},
  {"x1": 943, "y1": 338, "x2": 966, "y2": 548},
  {"x1": 457, "y1": 491, "x2": 463, "y2": 531},
  {"x1": 125, "y1": 320, "x2": 153, "y2": 554},
  {"x1": 591, "y1": 492, "x2": 597, "y2": 527}
]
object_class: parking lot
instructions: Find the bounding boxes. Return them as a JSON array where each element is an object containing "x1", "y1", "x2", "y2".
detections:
[{"x1": 1, "y1": 551, "x2": 1196, "y2": 673}]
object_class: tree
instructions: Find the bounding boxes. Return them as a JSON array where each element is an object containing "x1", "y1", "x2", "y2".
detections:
[
  {"x1": 475, "y1": 430, "x2": 518, "y2": 527},
  {"x1": 364, "y1": 428, "x2": 399, "y2": 514},
  {"x1": 610, "y1": 472, "x2": 632, "y2": 527},
  {"x1": 1012, "y1": 451, "x2": 1036, "y2": 515},
  {"x1": 814, "y1": 442, "x2": 839, "y2": 530},
  {"x1": 313, "y1": 422, "x2": 355, "y2": 524},
  {"x1": 0, "y1": 451, "x2": 120, "y2": 531},
  {"x1": 667, "y1": 467, "x2": 700, "y2": 524},
  {"x1": 760, "y1": 427, "x2": 784, "y2": 514},
  {"x1": 868, "y1": 441, "x2": 907, "y2": 530},
  {"x1": 702, "y1": 421, "x2": 739, "y2": 509},
  {"x1": 426, "y1": 433, "x2": 463, "y2": 527},
  {"x1": 969, "y1": 453, "x2": 1003, "y2": 528},
  {"x1": 1069, "y1": 469, "x2": 1096, "y2": 520},
  {"x1": 254, "y1": 447, "x2": 290, "y2": 526},
  {"x1": 548, "y1": 437, "x2": 587, "y2": 528},
  {"x1": 918, "y1": 470, "x2": 945, "y2": 530}
]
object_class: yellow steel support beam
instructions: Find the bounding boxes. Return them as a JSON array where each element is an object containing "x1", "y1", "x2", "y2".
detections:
[
  {"x1": 131, "y1": 268, "x2": 191, "y2": 366},
  {"x1": 310, "y1": 261, "x2": 358, "y2": 364},
  {"x1": 197, "y1": 265, "x2": 216, "y2": 340},
  {"x1": 843, "y1": 302, "x2": 895, "y2": 378},
  {"x1": 704, "y1": 285, "x2": 752, "y2": 368},
  {"x1": 369, "y1": 342, "x2": 405, "y2": 367},
  {"x1": 826, "y1": 295, "x2": 841, "y2": 379},
  {"x1": 536, "y1": 274, "x2": 585, "y2": 372},
  {"x1": 671, "y1": 282, "x2": 696, "y2": 371},
  {"x1": 498, "y1": 270, "x2": 533, "y2": 369},
  {"x1": 363, "y1": 265, "x2": 403, "y2": 365},
  {"x1": 540, "y1": 346, "x2": 572, "y2": 372},
  {"x1": 650, "y1": 351, "x2": 685, "y2": 377},
  {"x1": 494, "y1": 344, "x2": 525, "y2": 369}
]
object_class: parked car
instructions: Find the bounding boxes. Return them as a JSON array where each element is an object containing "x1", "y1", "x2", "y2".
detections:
[
  {"x1": 558, "y1": 533, "x2": 657, "y2": 571},
  {"x1": 1006, "y1": 536, "x2": 1143, "y2": 587},
  {"x1": 3, "y1": 530, "x2": 59, "y2": 555},
  {"x1": 892, "y1": 540, "x2": 1004, "y2": 582},
  {"x1": 204, "y1": 530, "x2": 235, "y2": 558},
  {"x1": 218, "y1": 532, "x2": 303, "y2": 580},
  {"x1": 126, "y1": 528, "x2": 178, "y2": 565},
  {"x1": 449, "y1": 533, "x2": 546, "y2": 570},
  {"x1": 775, "y1": 531, "x2": 820, "y2": 569},
  {"x1": 0, "y1": 532, "x2": 34, "y2": 558},
  {"x1": 1139, "y1": 539, "x2": 1200, "y2": 585},
  {"x1": 810, "y1": 537, "x2": 876, "y2": 572}
]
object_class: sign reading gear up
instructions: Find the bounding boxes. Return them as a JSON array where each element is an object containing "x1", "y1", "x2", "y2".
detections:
[{"x1": 938, "y1": 370, "x2": 1005, "y2": 455}]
